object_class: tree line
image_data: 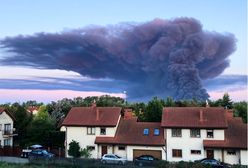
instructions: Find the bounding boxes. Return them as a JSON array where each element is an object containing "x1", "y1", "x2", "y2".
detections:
[{"x1": 0, "y1": 93, "x2": 246, "y2": 149}]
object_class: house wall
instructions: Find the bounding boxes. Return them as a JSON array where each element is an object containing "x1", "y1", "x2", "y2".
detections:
[
  {"x1": 166, "y1": 128, "x2": 225, "y2": 162},
  {"x1": 223, "y1": 150, "x2": 240, "y2": 165},
  {"x1": 0, "y1": 111, "x2": 14, "y2": 146},
  {"x1": 240, "y1": 150, "x2": 247, "y2": 165},
  {"x1": 65, "y1": 115, "x2": 120, "y2": 158}
]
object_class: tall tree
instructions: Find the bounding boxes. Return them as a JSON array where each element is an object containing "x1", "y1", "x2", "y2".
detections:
[
  {"x1": 233, "y1": 101, "x2": 247, "y2": 123},
  {"x1": 143, "y1": 97, "x2": 163, "y2": 122},
  {"x1": 221, "y1": 93, "x2": 233, "y2": 109}
]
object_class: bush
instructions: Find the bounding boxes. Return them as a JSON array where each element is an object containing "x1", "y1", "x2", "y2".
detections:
[{"x1": 68, "y1": 140, "x2": 81, "y2": 158}]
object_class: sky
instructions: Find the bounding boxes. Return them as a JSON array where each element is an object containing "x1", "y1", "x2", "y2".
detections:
[{"x1": 0, "y1": 0, "x2": 247, "y2": 103}]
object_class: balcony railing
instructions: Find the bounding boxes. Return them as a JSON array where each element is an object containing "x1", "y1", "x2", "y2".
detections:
[{"x1": 2, "y1": 129, "x2": 18, "y2": 137}]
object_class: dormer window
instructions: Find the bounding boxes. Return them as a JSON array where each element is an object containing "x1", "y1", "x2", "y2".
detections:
[
  {"x1": 143, "y1": 128, "x2": 149, "y2": 135},
  {"x1": 154, "y1": 128, "x2": 160, "y2": 136}
]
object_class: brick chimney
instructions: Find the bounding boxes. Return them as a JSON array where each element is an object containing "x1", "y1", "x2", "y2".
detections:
[
  {"x1": 226, "y1": 109, "x2": 233, "y2": 120},
  {"x1": 91, "y1": 100, "x2": 99, "y2": 121},
  {"x1": 199, "y1": 110, "x2": 204, "y2": 122},
  {"x1": 124, "y1": 109, "x2": 134, "y2": 120}
]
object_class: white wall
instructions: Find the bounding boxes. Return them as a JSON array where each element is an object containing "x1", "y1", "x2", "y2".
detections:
[
  {"x1": 240, "y1": 150, "x2": 247, "y2": 165},
  {"x1": 166, "y1": 128, "x2": 225, "y2": 162},
  {"x1": 0, "y1": 111, "x2": 14, "y2": 146}
]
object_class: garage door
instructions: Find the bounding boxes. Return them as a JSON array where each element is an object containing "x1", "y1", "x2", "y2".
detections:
[{"x1": 133, "y1": 149, "x2": 162, "y2": 160}]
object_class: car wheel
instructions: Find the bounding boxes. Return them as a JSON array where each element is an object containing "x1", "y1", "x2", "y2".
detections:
[
  {"x1": 102, "y1": 160, "x2": 107, "y2": 164},
  {"x1": 138, "y1": 162, "x2": 143, "y2": 167},
  {"x1": 118, "y1": 161, "x2": 123, "y2": 165}
]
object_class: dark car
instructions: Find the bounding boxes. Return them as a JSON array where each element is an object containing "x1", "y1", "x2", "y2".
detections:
[
  {"x1": 134, "y1": 155, "x2": 159, "y2": 167},
  {"x1": 196, "y1": 158, "x2": 231, "y2": 168},
  {"x1": 28, "y1": 149, "x2": 54, "y2": 159}
]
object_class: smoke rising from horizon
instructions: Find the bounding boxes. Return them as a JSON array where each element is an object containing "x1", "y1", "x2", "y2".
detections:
[{"x1": 0, "y1": 17, "x2": 236, "y2": 100}]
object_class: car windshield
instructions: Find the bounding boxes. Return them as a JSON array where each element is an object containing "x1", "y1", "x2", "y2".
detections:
[
  {"x1": 115, "y1": 155, "x2": 121, "y2": 158},
  {"x1": 42, "y1": 150, "x2": 49, "y2": 154}
]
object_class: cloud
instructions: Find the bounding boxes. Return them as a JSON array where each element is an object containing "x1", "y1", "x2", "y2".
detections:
[{"x1": 0, "y1": 17, "x2": 236, "y2": 100}]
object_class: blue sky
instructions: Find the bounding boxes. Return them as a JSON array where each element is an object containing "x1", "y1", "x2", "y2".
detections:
[{"x1": 0, "y1": 0, "x2": 247, "y2": 103}]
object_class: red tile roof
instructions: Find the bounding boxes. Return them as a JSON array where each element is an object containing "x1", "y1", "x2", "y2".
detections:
[
  {"x1": 27, "y1": 106, "x2": 39, "y2": 112},
  {"x1": 161, "y1": 107, "x2": 227, "y2": 128},
  {"x1": 95, "y1": 118, "x2": 165, "y2": 146},
  {"x1": 0, "y1": 107, "x2": 16, "y2": 121},
  {"x1": 62, "y1": 107, "x2": 121, "y2": 127},
  {"x1": 204, "y1": 116, "x2": 247, "y2": 149}
]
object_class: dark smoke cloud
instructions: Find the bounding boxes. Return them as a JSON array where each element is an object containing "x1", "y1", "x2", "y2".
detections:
[{"x1": 0, "y1": 17, "x2": 236, "y2": 100}]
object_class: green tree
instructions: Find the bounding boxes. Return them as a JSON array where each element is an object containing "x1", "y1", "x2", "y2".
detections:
[
  {"x1": 80, "y1": 148, "x2": 92, "y2": 158},
  {"x1": 221, "y1": 93, "x2": 233, "y2": 109},
  {"x1": 164, "y1": 97, "x2": 175, "y2": 107},
  {"x1": 143, "y1": 97, "x2": 163, "y2": 122},
  {"x1": 233, "y1": 101, "x2": 247, "y2": 123},
  {"x1": 68, "y1": 140, "x2": 81, "y2": 158}
]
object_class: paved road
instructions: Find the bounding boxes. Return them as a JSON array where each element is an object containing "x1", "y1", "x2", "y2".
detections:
[{"x1": 0, "y1": 156, "x2": 29, "y2": 164}]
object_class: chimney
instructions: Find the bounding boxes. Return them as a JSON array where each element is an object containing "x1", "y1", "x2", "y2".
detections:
[
  {"x1": 226, "y1": 109, "x2": 233, "y2": 120},
  {"x1": 124, "y1": 109, "x2": 133, "y2": 119},
  {"x1": 199, "y1": 110, "x2": 204, "y2": 122},
  {"x1": 91, "y1": 99, "x2": 99, "y2": 121},
  {"x1": 96, "y1": 108, "x2": 99, "y2": 121}
]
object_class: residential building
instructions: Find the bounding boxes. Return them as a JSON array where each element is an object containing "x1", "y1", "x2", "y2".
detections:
[
  {"x1": 27, "y1": 106, "x2": 39, "y2": 115},
  {"x1": 61, "y1": 105, "x2": 247, "y2": 165},
  {"x1": 0, "y1": 107, "x2": 17, "y2": 147}
]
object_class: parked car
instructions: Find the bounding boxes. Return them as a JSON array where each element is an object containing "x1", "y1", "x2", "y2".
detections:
[
  {"x1": 196, "y1": 158, "x2": 231, "y2": 168},
  {"x1": 101, "y1": 154, "x2": 127, "y2": 165},
  {"x1": 21, "y1": 144, "x2": 44, "y2": 158},
  {"x1": 134, "y1": 155, "x2": 159, "y2": 167},
  {"x1": 28, "y1": 149, "x2": 54, "y2": 159}
]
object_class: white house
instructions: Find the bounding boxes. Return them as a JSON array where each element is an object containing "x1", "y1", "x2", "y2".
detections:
[
  {"x1": 162, "y1": 107, "x2": 247, "y2": 165},
  {"x1": 0, "y1": 107, "x2": 17, "y2": 147},
  {"x1": 62, "y1": 105, "x2": 247, "y2": 165}
]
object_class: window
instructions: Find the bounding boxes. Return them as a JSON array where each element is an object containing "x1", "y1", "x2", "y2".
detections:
[
  {"x1": 4, "y1": 139, "x2": 10, "y2": 146},
  {"x1": 207, "y1": 129, "x2": 214, "y2": 138},
  {"x1": 190, "y1": 129, "x2": 201, "y2": 138},
  {"x1": 191, "y1": 150, "x2": 201, "y2": 155},
  {"x1": 154, "y1": 128, "x2": 160, "y2": 136},
  {"x1": 172, "y1": 149, "x2": 182, "y2": 157},
  {"x1": 118, "y1": 146, "x2": 125, "y2": 150},
  {"x1": 4, "y1": 124, "x2": 11, "y2": 135},
  {"x1": 172, "y1": 129, "x2": 182, "y2": 137},
  {"x1": 0, "y1": 124, "x2": 2, "y2": 131},
  {"x1": 87, "y1": 146, "x2": 95, "y2": 151},
  {"x1": 227, "y1": 150, "x2": 236, "y2": 155},
  {"x1": 100, "y1": 127, "x2": 106, "y2": 135},
  {"x1": 143, "y1": 128, "x2": 149, "y2": 135},
  {"x1": 87, "y1": 127, "x2": 95, "y2": 135}
]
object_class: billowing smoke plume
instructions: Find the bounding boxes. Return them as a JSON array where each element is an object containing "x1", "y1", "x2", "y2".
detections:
[{"x1": 0, "y1": 17, "x2": 236, "y2": 100}]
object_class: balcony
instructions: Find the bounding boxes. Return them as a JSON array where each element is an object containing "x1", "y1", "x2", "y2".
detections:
[{"x1": 2, "y1": 129, "x2": 18, "y2": 137}]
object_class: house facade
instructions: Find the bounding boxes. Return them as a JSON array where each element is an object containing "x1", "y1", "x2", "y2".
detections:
[
  {"x1": 61, "y1": 105, "x2": 247, "y2": 165},
  {"x1": 0, "y1": 107, "x2": 17, "y2": 147}
]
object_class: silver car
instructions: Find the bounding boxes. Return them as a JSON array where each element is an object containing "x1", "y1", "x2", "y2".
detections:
[{"x1": 101, "y1": 154, "x2": 127, "y2": 165}]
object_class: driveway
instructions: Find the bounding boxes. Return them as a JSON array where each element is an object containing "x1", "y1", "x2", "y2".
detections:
[{"x1": 0, "y1": 156, "x2": 29, "y2": 164}]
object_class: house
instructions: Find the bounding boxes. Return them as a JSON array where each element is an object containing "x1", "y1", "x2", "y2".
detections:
[
  {"x1": 26, "y1": 106, "x2": 39, "y2": 115},
  {"x1": 162, "y1": 107, "x2": 247, "y2": 165},
  {"x1": 0, "y1": 107, "x2": 17, "y2": 147},
  {"x1": 61, "y1": 102, "x2": 121, "y2": 158},
  {"x1": 62, "y1": 105, "x2": 247, "y2": 165}
]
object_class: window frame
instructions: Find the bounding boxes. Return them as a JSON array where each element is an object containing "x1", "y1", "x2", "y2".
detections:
[
  {"x1": 154, "y1": 128, "x2": 160, "y2": 136},
  {"x1": 172, "y1": 129, "x2": 182, "y2": 137},
  {"x1": 190, "y1": 129, "x2": 201, "y2": 138},
  {"x1": 172, "y1": 149, "x2": 182, "y2": 158},
  {"x1": 118, "y1": 146, "x2": 126, "y2": 150},
  {"x1": 191, "y1": 150, "x2": 201, "y2": 155},
  {"x1": 87, "y1": 146, "x2": 95, "y2": 151},
  {"x1": 227, "y1": 150, "x2": 236, "y2": 155},
  {"x1": 206, "y1": 129, "x2": 214, "y2": 138},
  {"x1": 100, "y1": 127, "x2": 106, "y2": 135},
  {"x1": 87, "y1": 127, "x2": 95, "y2": 135},
  {"x1": 4, "y1": 139, "x2": 10, "y2": 146},
  {"x1": 143, "y1": 128, "x2": 149, "y2": 135}
]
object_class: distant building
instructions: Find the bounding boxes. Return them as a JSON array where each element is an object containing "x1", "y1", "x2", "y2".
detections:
[
  {"x1": 0, "y1": 107, "x2": 17, "y2": 147},
  {"x1": 27, "y1": 106, "x2": 39, "y2": 115},
  {"x1": 61, "y1": 105, "x2": 247, "y2": 165}
]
